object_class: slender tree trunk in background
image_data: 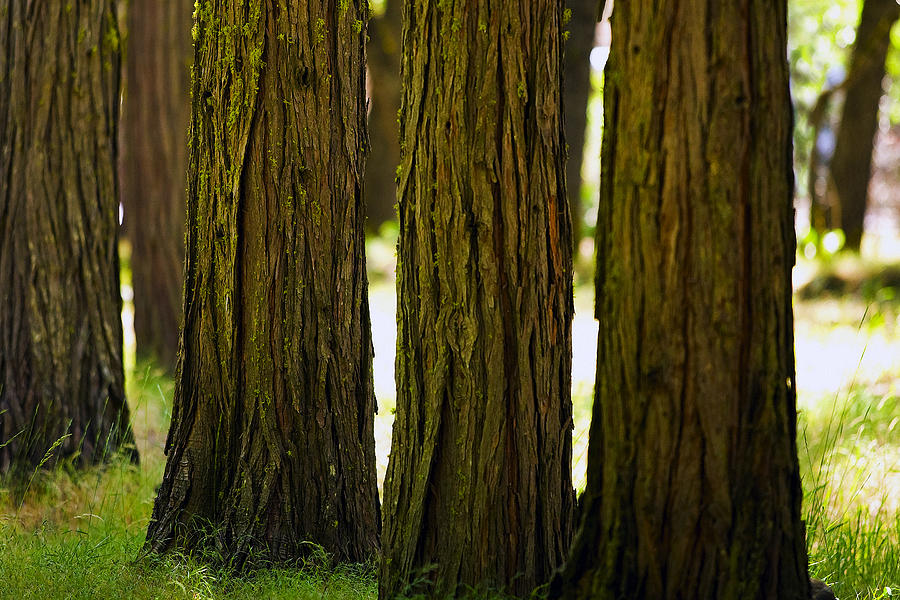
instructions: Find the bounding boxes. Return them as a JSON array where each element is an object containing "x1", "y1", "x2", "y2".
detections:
[
  {"x1": 807, "y1": 86, "x2": 841, "y2": 234},
  {"x1": 364, "y1": 0, "x2": 401, "y2": 232},
  {"x1": 563, "y1": 0, "x2": 598, "y2": 246},
  {"x1": 119, "y1": 0, "x2": 192, "y2": 370},
  {"x1": 553, "y1": 1, "x2": 809, "y2": 598},
  {"x1": 828, "y1": 0, "x2": 900, "y2": 252},
  {"x1": 0, "y1": 1, "x2": 136, "y2": 475},
  {"x1": 144, "y1": 0, "x2": 379, "y2": 564},
  {"x1": 379, "y1": 1, "x2": 575, "y2": 597}
]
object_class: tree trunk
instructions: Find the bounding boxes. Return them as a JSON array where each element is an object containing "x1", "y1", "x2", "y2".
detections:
[
  {"x1": 0, "y1": 1, "x2": 136, "y2": 475},
  {"x1": 379, "y1": 1, "x2": 575, "y2": 598},
  {"x1": 828, "y1": 0, "x2": 900, "y2": 251},
  {"x1": 553, "y1": 1, "x2": 809, "y2": 599},
  {"x1": 364, "y1": 0, "x2": 401, "y2": 232},
  {"x1": 807, "y1": 85, "x2": 841, "y2": 234},
  {"x1": 144, "y1": 0, "x2": 379, "y2": 565},
  {"x1": 563, "y1": 0, "x2": 598, "y2": 246},
  {"x1": 119, "y1": 0, "x2": 192, "y2": 370}
]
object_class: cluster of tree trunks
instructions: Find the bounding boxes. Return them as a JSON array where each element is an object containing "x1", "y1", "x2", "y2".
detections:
[
  {"x1": 1, "y1": 1, "x2": 822, "y2": 598},
  {"x1": 143, "y1": 0, "x2": 379, "y2": 564},
  {"x1": 553, "y1": 0, "x2": 809, "y2": 598},
  {"x1": 1, "y1": 0, "x2": 136, "y2": 474},
  {"x1": 119, "y1": 0, "x2": 192, "y2": 370}
]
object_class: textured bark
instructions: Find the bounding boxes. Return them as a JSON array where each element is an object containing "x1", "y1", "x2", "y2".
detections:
[
  {"x1": 829, "y1": 0, "x2": 900, "y2": 251},
  {"x1": 562, "y1": 0, "x2": 598, "y2": 245},
  {"x1": 144, "y1": 0, "x2": 379, "y2": 565},
  {"x1": 379, "y1": 1, "x2": 575, "y2": 598},
  {"x1": 553, "y1": 1, "x2": 809, "y2": 599},
  {"x1": 0, "y1": 1, "x2": 136, "y2": 475},
  {"x1": 364, "y1": 0, "x2": 400, "y2": 231},
  {"x1": 119, "y1": 0, "x2": 192, "y2": 370}
]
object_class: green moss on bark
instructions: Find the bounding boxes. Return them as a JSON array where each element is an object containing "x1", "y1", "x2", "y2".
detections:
[{"x1": 145, "y1": 0, "x2": 379, "y2": 565}]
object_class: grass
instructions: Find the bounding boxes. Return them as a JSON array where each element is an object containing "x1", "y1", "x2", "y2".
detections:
[
  {"x1": 1, "y1": 270, "x2": 899, "y2": 599},
  {"x1": 795, "y1": 264, "x2": 900, "y2": 599},
  {"x1": 0, "y1": 367, "x2": 378, "y2": 600},
  {"x1": 801, "y1": 385, "x2": 900, "y2": 599},
  {"x1": 0, "y1": 517, "x2": 377, "y2": 600}
]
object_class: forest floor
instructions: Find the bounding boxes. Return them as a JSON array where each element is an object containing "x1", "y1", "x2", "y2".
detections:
[{"x1": 0, "y1": 256, "x2": 898, "y2": 599}]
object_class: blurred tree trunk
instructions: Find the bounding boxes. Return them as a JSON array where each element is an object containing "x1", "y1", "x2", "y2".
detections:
[
  {"x1": 807, "y1": 85, "x2": 841, "y2": 233},
  {"x1": 379, "y1": 1, "x2": 575, "y2": 598},
  {"x1": 118, "y1": 0, "x2": 190, "y2": 371},
  {"x1": 553, "y1": 0, "x2": 809, "y2": 598},
  {"x1": 365, "y1": 0, "x2": 401, "y2": 232},
  {"x1": 144, "y1": 0, "x2": 379, "y2": 565},
  {"x1": 119, "y1": 0, "x2": 192, "y2": 371},
  {"x1": 563, "y1": 0, "x2": 599, "y2": 246},
  {"x1": 828, "y1": 0, "x2": 900, "y2": 251},
  {"x1": 0, "y1": 1, "x2": 136, "y2": 475}
]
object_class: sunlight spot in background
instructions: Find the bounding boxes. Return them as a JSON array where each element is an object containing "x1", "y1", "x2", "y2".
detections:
[
  {"x1": 118, "y1": 242, "x2": 136, "y2": 373},
  {"x1": 794, "y1": 301, "x2": 899, "y2": 403},
  {"x1": 836, "y1": 24, "x2": 857, "y2": 48},
  {"x1": 824, "y1": 5, "x2": 845, "y2": 25},
  {"x1": 822, "y1": 230, "x2": 844, "y2": 253},
  {"x1": 370, "y1": 285, "x2": 398, "y2": 492},
  {"x1": 589, "y1": 47, "x2": 609, "y2": 72},
  {"x1": 810, "y1": 432, "x2": 900, "y2": 521},
  {"x1": 570, "y1": 292, "x2": 598, "y2": 491}
]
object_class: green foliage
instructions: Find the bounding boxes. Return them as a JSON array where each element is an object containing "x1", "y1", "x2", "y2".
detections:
[
  {"x1": 364, "y1": 221, "x2": 399, "y2": 281},
  {"x1": 789, "y1": 0, "x2": 900, "y2": 200},
  {"x1": 369, "y1": 0, "x2": 386, "y2": 17},
  {"x1": 575, "y1": 67, "x2": 605, "y2": 245},
  {"x1": 799, "y1": 228, "x2": 848, "y2": 261},
  {"x1": 796, "y1": 256, "x2": 900, "y2": 336},
  {"x1": 790, "y1": 0, "x2": 860, "y2": 199}
]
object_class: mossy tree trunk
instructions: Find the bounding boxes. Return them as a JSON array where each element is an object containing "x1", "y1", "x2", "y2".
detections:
[
  {"x1": 828, "y1": 0, "x2": 900, "y2": 251},
  {"x1": 144, "y1": 0, "x2": 379, "y2": 565},
  {"x1": 0, "y1": 1, "x2": 136, "y2": 475},
  {"x1": 379, "y1": 1, "x2": 575, "y2": 598},
  {"x1": 553, "y1": 1, "x2": 809, "y2": 598},
  {"x1": 364, "y1": 0, "x2": 401, "y2": 232},
  {"x1": 563, "y1": 0, "x2": 599, "y2": 246},
  {"x1": 119, "y1": 0, "x2": 192, "y2": 370}
]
